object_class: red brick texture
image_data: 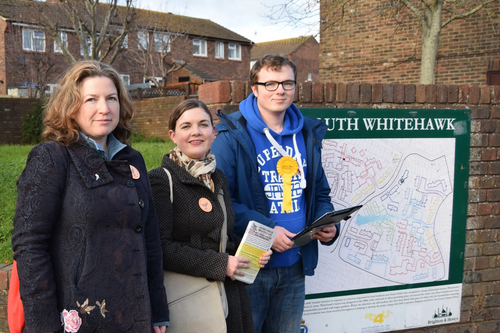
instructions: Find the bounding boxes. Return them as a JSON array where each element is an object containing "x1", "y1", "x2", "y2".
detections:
[
  {"x1": 0, "y1": 98, "x2": 40, "y2": 144},
  {"x1": 319, "y1": 1, "x2": 500, "y2": 85},
  {"x1": 133, "y1": 96, "x2": 185, "y2": 140}
]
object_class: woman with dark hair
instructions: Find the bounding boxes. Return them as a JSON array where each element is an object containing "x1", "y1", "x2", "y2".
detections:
[
  {"x1": 149, "y1": 99, "x2": 271, "y2": 332},
  {"x1": 12, "y1": 60, "x2": 169, "y2": 333}
]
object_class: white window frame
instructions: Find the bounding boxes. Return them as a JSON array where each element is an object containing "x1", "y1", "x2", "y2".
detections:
[
  {"x1": 80, "y1": 36, "x2": 92, "y2": 56},
  {"x1": 138, "y1": 31, "x2": 148, "y2": 50},
  {"x1": 154, "y1": 33, "x2": 170, "y2": 52},
  {"x1": 143, "y1": 76, "x2": 163, "y2": 87},
  {"x1": 45, "y1": 83, "x2": 58, "y2": 95},
  {"x1": 22, "y1": 28, "x2": 46, "y2": 52},
  {"x1": 193, "y1": 39, "x2": 207, "y2": 56},
  {"x1": 120, "y1": 34, "x2": 128, "y2": 49},
  {"x1": 228, "y1": 43, "x2": 241, "y2": 60},
  {"x1": 215, "y1": 41, "x2": 224, "y2": 59},
  {"x1": 54, "y1": 31, "x2": 67, "y2": 53},
  {"x1": 119, "y1": 74, "x2": 130, "y2": 86}
]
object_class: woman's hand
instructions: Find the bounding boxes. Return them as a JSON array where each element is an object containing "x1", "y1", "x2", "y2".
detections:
[
  {"x1": 259, "y1": 250, "x2": 272, "y2": 268},
  {"x1": 153, "y1": 325, "x2": 166, "y2": 333},
  {"x1": 226, "y1": 255, "x2": 250, "y2": 280}
]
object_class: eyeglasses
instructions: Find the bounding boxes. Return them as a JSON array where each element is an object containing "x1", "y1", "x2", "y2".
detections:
[{"x1": 255, "y1": 80, "x2": 296, "y2": 91}]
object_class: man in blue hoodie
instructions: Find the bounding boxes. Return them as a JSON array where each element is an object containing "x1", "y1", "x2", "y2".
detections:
[{"x1": 211, "y1": 54, "x2": 338, "y2": 333}]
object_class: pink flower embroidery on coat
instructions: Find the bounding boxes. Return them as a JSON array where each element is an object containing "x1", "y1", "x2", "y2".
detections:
[{"x1": 61, "y1": 309, "x2": 82, "y2": 333}]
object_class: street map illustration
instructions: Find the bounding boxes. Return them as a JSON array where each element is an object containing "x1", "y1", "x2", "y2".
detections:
[{"x1": 306, "y1": 138, "x2": 455, "y2": 294}]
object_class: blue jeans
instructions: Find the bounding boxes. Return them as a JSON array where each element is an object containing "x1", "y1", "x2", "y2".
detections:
[{"x1": 246, "y1": 259, "x2": 305, "y2": 333}]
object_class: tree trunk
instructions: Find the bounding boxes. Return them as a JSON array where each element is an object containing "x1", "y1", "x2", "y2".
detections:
[{"x1": 419, "y1": 1, "x2": 443, "y2": 84}]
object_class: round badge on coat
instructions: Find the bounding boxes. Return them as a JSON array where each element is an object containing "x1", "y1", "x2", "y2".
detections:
[
  {"x1": 199, "y1": 198, "x2": 212, "y2": 212},
  {"x1": 130, "y1": 165, "x2": 140, "y2": 179}
]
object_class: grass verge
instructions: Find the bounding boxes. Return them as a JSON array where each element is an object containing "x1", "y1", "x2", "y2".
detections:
[{"x1": 0, "y1": 140, "x2": 175, "y2": 263}]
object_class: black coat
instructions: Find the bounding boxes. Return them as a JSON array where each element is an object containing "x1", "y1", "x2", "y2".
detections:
[
  {"x1": 149, "y1": 155, "x2": 253, "y2": 333},
  {"x1": 12, "y1": 139, "x2": 168, "y2": 333}
]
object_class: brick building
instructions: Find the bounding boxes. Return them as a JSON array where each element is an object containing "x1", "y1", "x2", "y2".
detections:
[
  {"x1": 0, "y1": 0, "x2": 253, "y2": 96},
  {"x1": 251, "y1": 36, "x2": 319, "y2": 82},
  {"x1": 319, "y1": 0, "x2": 500, "y2": 85}
]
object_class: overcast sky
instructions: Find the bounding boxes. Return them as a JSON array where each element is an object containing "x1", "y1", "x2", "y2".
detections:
[{"x1": 136, "y1": 0, "x2": 319, "y2": 43}]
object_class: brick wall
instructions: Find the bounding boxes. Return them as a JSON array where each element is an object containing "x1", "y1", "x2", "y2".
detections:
[
  {"x1": 0, "y1": 265, "x2": 11, "y2": 333},
  {"x1": 319, "y1": 1, "x2": 500, "y2": 85},
  {"x1": 0, "y1": 98, "x2": 40, "y2": 144},
  {"x1": 198, "y1": 80, "x2": 500, "y2": 333},
  {"x1": 291, "y1": 37, "x2": 320, "y2": 83},
  {"x1": 133, "y1": 95, "x2": 186, "y2": 140},
  {"x1": 0, "y1": 20, "x2": 7, "y2": 96}
]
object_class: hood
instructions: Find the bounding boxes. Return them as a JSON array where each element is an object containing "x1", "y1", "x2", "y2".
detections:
[{"x1": 239, "y1": 93, "x2": 304, "y2": 136}]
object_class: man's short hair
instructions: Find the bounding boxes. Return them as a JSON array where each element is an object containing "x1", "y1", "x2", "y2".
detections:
[{"x1": 250, "y1": 54, "x2": 298, "y2": 86}]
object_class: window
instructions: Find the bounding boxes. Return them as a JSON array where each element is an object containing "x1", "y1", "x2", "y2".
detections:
[
  {"x1": 143, "y1": 77, "x2": 162, "y2": 87},
  {"x1": 215, "y1": 41, "x2": 224, "y2": 59},
  {"x1": 307, "y1": 73, "x2": 312, "y2": 81},
  {"x1": 154, "y1": 33, "x2": 170, "y2": 52},
  {"x1": 154, "y1": 77, "x2": 163, "y2": 87},
  {"x1": 45, "y1": 83, "x2": 58, "y2": 95},
  {"x1": 80, "y1": 37, "x2": 92, "y2": 56},
  {"x1": 138, "y1": 31, "x2": 148, "y2": 50},
  {"x1": 54, "y1": 31, "x2": 67, "y2": 53},
  {"x1": 119, "y1": 74, "x2": 130, "y2": 86},
  {"x1": 178, "y1": 76, "x2": 190, "y2": 82},
  {"x1": 193, "y1": 39, "x2": 207, "y2": 56},
  {"x1": 22, "y1": 28, "x2": 45, "y2": 52},
  {"x1": 228, "y1": 43, "x2": 241, "y2": 60},
  {"x1": 120, "y1": 34, "x2": 128, "y2": 49}
]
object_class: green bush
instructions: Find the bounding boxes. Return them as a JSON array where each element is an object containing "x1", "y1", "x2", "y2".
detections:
[{"x1": 21, "y1": 101, "x2": 46, "y2": 144}]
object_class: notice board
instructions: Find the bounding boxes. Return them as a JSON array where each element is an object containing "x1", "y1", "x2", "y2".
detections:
[{"x1": 299, "y1": 109, "x2": 470, "y2": 333}]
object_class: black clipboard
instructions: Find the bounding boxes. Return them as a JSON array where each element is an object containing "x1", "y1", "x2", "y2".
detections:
[{"x1": 291, "y1": 205, "x2": 363, "y2": 247}]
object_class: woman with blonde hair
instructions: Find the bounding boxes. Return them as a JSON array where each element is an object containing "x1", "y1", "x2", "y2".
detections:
[{"x1": 12, "y1": 60, "x2": 169, "y2": 333}]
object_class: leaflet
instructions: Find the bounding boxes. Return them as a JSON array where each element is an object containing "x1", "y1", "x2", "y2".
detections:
[{"x1": 234, "y1": 220, "x2": 277, "y2": 284}]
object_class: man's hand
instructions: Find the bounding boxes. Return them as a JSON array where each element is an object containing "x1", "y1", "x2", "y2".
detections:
[
  {"x1": 272, "y1": 226, "x2": 295, "y2": 252},
  {"x1": 312, "y1": 225, "x2": 337, "y2": 243}
]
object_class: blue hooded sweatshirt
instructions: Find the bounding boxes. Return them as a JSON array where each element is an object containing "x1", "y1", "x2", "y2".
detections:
[{"x1": 239, "y1": 94, "x2": 307, "y2": 268}]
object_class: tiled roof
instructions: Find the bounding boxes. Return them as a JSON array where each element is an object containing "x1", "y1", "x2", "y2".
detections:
[
  {"x1": 0, "y1": 0, "x2": 252, "y2": 44},
  {"x1": 183, "y1": 64, "x2": 220, "y2": 82},
  {"x1": 251, "y1": 36, "x2": 316, "y2": 60},
  {"x1": 134, "y1": 9, "x2": 252, "y2": 43}
]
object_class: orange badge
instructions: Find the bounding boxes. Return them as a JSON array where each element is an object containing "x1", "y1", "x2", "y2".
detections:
[
  {"x1": 130, "y1": 165, "x2": 140, "y2": 179},
  {"x1": 199, "y1": 198, "x2": 213, "y2": 212}
]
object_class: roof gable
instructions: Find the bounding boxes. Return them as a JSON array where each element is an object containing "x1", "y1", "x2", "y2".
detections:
[{"x1": 251, "y1": 36, "x2": 316, "y2": 60}]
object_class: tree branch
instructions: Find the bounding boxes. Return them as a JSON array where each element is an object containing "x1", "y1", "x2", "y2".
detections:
[{"x1": 442, "y1": 0, "x2": 498, "y2": 28}]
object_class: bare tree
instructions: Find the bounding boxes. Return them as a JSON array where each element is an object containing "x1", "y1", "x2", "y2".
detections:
[
  {"x1": 268, "y1": 0, "x2": 499, "y2": 84},
  {"x1": 35, "y1": 0, "x2": 135, "y2": 64},
  {"x1": 127, "y1": 11, "x2": 192, "y2": 87},
  {"x1": 10, "y1": 26, "x2": 59, "y2": 98}
]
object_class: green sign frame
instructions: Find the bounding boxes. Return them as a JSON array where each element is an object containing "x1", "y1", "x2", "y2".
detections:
[{"x1": 301, "y1": 108, "x2": 471, "y2": 299}]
